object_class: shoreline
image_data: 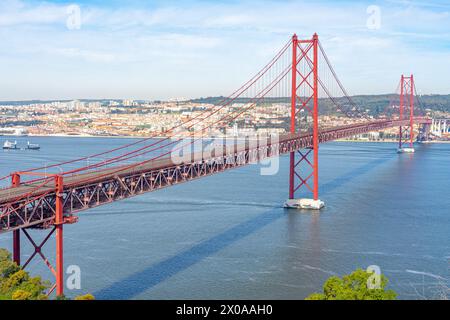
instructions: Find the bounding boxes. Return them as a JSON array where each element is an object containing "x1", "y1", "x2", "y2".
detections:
[{"x1": 4, "y1": 134, "x2": 450, "y2": 144}]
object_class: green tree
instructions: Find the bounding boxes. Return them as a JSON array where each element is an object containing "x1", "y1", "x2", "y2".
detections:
[
  {"x1": 1, "y1": 248, "x2": 48, "y2": 300},
  {"x1": 0, "y1": 268, "x2": 49, "y2": 300},
  {"x1": 0, "y1": 249, "x2": 20, "y2": 279},
  {"x1": 74, "y1": 293, "x2": 95, "y2": 300},
  {"x1": 306, "y1": 268, "x2": 397, "y2": 300},
  {"x1": 1, "y1": 248, "x2": 94, "y2": 300},
  {"x1": 12, "y1": 290, "x2": 32, "y2": 300}
]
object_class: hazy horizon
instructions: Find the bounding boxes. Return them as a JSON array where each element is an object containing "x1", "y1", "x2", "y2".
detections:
[{"x1": 1, "y1": 91, "x2": 450, "y2": 104}]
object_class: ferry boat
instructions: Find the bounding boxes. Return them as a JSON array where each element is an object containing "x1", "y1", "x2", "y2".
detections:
[
  {"x1": 26, "y1": 141, "x2": 40, "y2": 150},
  {"x1": 3, "y1": 140, "x2": 18, "y2": 150}
]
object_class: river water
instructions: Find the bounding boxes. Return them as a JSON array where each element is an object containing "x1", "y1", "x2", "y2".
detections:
[{"x1": 0, "y1": 137, "x2": 448, "y2": 299}]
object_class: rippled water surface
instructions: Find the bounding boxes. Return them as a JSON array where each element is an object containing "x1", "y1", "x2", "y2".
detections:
[{"x1": 0, "y1": 137, "x2": 448, "y2": 299}]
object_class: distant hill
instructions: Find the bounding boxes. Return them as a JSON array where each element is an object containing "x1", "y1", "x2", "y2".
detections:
[
  {"x1": 2, "y1": 94, "x2": 449, "y2": 116},
  {"x1": 0, "y1": 99, "x2": 151, "y2": 106},
  {"x1": 190, "y1": 94, "x2": 450, "y2": 116},
  {"x1": 0, "y1": 99, "x2": 104, "y2": 106}
]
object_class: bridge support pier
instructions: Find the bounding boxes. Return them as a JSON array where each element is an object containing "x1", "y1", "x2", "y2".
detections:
[
  {"x1": 286, "y1": 33, "x2": 324, "y2": 210},
  {"x1": 10, "y1": 173, "x2": 66, "y2": 298},
  {"x1": 12, "y1": 230, "x2": 20, "y2": 265},
  {"x1": 22, "y1": 227, "x2": 60, "y2": 295},
  {"x1": 398, "y1": 74, "x2": 415, "y2": 153}
]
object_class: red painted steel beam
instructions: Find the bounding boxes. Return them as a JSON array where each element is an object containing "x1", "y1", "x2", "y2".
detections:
[
  {"x1": 399, "y1": 75, "x2": 404, "y2": 149},
  {"x1": 289, "y1": 34, "x2": 298, "y2": 200},
  {"x1": 54, "y1": 175, "x2": 64, "y2": 297},
  {"x1": 11, "y1": 173, "x2": 21, "y2": 265},
  {"x1": 312, "y1": 33, "x2": 319, "y2": 201},
  {"x1": 288, "y1": 33, "x2": 320, "y2": 201},
  {"x1": 398, "y1": 75, "x2": 416, "y2": 149}
]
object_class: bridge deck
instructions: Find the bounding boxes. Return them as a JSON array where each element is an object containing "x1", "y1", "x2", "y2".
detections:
[
  {"x1": 0, "y1": 132, "x2": 298, "y2": 204},
  {"x1": 0, "y1": 118, "x2": 433, "y2": 232},
  {"x1": 0, "y1": 118, "x2": 431, "y2": 218},
  {"x1": 0, "y1": 155, "x2": 195, "y2": 203}
]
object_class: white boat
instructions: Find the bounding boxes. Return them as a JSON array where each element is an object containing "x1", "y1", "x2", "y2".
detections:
[
  {"x1": 3, "y1": 140, "x2": 18, "y2": 150},
  {"x1": 27, "y1": 141, "x2": 40, "y2": 150}
]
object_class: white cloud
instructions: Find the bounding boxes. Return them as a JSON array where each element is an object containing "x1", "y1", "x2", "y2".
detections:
[
  {"x1": 0, "y1": 0, "x2": 67, "y2": 26},
  {"x1": 53, "y1": 48, "x2": 116, "y2": 63},
  {"x1": 0, "y1": 0, "x2": 449, "y2": 100}
]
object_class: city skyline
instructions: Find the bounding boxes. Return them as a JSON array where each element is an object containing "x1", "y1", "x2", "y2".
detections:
[{"x1": 0, "y1": 0, "x2": 450, "y2": 101}]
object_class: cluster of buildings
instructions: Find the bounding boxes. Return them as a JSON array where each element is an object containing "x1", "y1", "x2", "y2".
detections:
[
  {"x1": 0, "y1": 100, "x2": 445, "y2": 141},
  {"x1": 0, "y1": 100, "x2": 296, "y2": 137}
]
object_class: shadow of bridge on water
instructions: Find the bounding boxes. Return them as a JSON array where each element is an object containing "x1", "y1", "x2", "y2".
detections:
[{"x1": 94, "y1": 153, "x2": 395, "y2": 299}]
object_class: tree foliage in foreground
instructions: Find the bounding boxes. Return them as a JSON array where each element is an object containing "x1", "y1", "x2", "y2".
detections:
[
  {"x1": 0, "y1": 248, "x2": 48, "y2": 300},
  {"x1": 306, "y1": 268, "x2": 397, "y2": 300},
  {"x1": 0, "y1": 248, "x2": 95, "y2": 300}
]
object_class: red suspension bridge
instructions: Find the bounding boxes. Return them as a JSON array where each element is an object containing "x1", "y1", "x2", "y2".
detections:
[{"x1": 0, "y1": 34, "x2": 432, "y2": 296}]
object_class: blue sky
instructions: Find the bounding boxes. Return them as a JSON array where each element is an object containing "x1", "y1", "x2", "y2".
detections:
[{"x1": 0, "y1": 0, "x2": 449, "y2": 100}]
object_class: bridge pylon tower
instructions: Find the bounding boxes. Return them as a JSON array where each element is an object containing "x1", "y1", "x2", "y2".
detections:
[
  {"x1": 285, "y1": 33, "x2": 324, "y2": 210},
  {"x1": 9, "y1": 172, "x2": 74, "y2": 298},
  {"x1": 398, "y1": 74, "x2": 416, "y2": 153}
]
